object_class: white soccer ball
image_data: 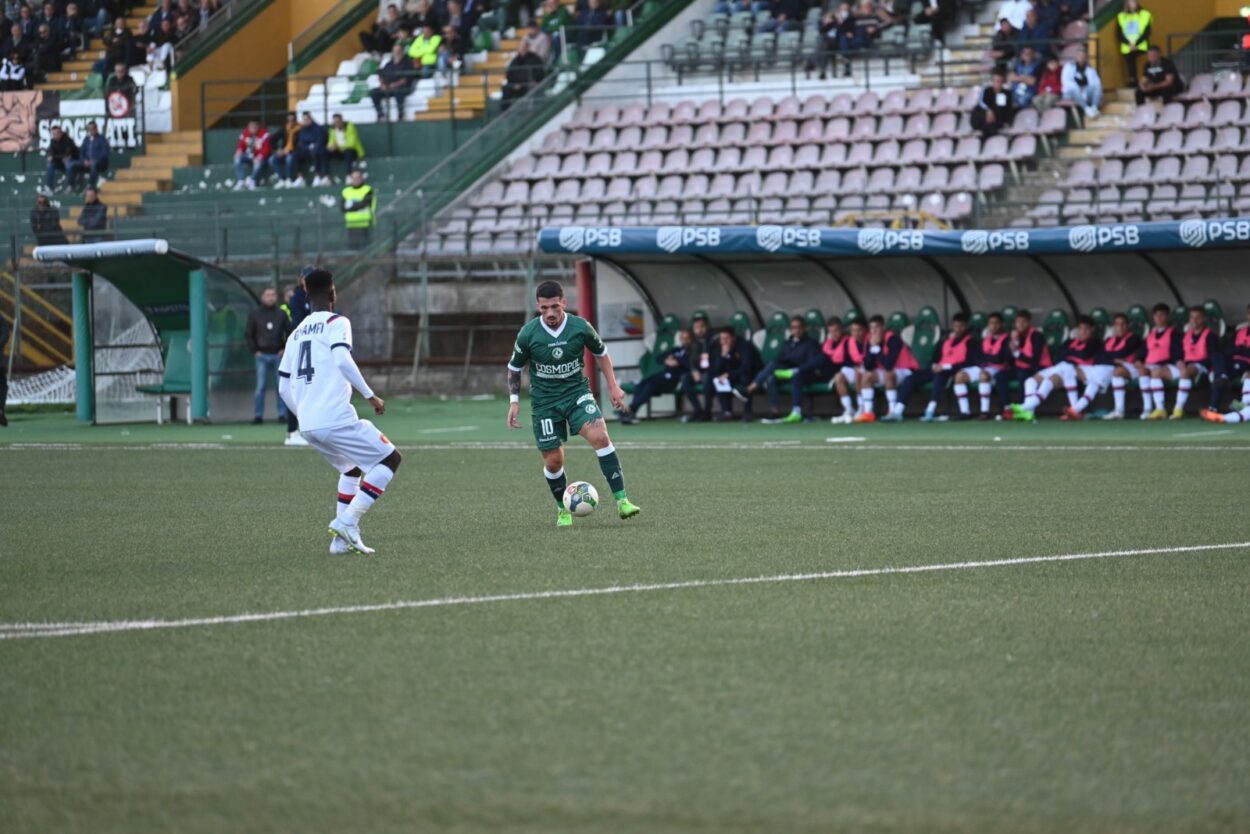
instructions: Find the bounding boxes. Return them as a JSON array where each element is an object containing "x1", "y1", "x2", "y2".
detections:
[{"x1": 562, "y1": 481, "x2": 599, "y2": 516}]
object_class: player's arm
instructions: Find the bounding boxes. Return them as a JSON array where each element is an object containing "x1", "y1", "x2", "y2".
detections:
[
  {"x1": 277, "y1": 347, "x2": 297, "y2": 417},
  {"x1": 585, "y1": 324, "x2": 625, "y2": 411},
  {"x1": 329, "y1": 320, "x2": 383, "y2": 414},
  {"x1": 506, "y1": 336, "x2": 528, "y2": 429}
]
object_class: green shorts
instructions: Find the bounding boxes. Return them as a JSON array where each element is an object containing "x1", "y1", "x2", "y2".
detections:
[{"x1": 532, "y1": 391, "x2": 603, "y2": 450}]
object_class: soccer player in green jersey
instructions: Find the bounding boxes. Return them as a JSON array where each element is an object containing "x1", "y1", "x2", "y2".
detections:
[{"x1": 506, "y1": 280, "x2": 641, "y2": 528}]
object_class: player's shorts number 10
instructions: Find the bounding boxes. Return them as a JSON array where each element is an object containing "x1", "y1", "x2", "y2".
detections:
[{"x1": 540, "y1": 418, "x2": 554, "y2": 437}]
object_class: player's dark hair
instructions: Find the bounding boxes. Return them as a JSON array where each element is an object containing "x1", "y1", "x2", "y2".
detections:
[
  {"x1": 535, "y1": 280, "x2": 564, "y2": 300},
  {"x1": 1016, "y1": 309, "x2": 1032, "y2": 321},
  {"x1": 1151, "y1": 303, "x2": 1170, "y2": 315},
  {"x1": 303, "y1": 268, "x2": 334, "y2": 299},
  {"x1": 719, "y1": 326, "x2": 736, "y2": 337},
  {"x1": 1113, "y1": 312, "x2": 1128, "y2": 323},
  {"x1": 1188, "y1": 305, "x2": 1204, "y2": 315},
  {"x1": 988, "y1": 312, "x2": 1003, "y2": 322},
  {"x1": 1077, "y1": 314, "x2": 1094, "y2": 327},
  {"x1": 790, "y1": 316, "x2": 804, "y2": 326},
  {"x1": 952, "y1": 312, "x2": 969, "y2": 324},
  {"x1": 826, "y1": 316, "x2": 842, "y2": 327},
  {"x1": 868, "y1": 315, "x2": 885, "y2": 326}
]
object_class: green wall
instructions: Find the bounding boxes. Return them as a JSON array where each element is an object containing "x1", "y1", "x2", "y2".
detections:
[{"x1": 203, "y1": 119, "x2": 487, "y2": 165}]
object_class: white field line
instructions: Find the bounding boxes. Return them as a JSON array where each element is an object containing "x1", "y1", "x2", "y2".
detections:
[
  {"x1": 1172, "y1": 429, "x2": 1234, "y2": 438},
  {"x1": 4, "y1": 442, "x2": 1250, "y2": 453},
  {"x1": 416, "y1": 425, "x2": 480, "y2": 434},
  {"x1": 2, "y1": 541, "x2": 1246, "y2": 642}
]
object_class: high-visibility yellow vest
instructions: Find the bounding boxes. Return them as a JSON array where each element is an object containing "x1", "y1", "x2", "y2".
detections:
[
  {"x1": 341, "y1": 185, "x2": 375, "y2": 229},
  {"x1": 407, "y1": 33, "x2": 442, "y2": 66},
  {"x1": 1118, "y1": 10, "x2": 1152, "y2": 54}
]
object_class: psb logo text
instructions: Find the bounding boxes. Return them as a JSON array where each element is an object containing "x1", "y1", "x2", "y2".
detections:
[
  {"x1": 756, "y1": 225, "x2": 821, "y2": 252},
  {"x1": 960, "y1": 229, "x2": 1029, "y2": 255},
  {"x1": 656, "y1": 226, "x2": 721, "y2": 253},
  {"x1": 857, "y1": 228, "x2": 924, "y2": 255},
  {"x1": 1068, "y1": 224, "x2": 1139, "y2": 253},
  {"x1": 558, "y1": 226, "x2": 622, "y2": 252},
  {"x1": 1179, "y1": 218, "x2": 1250, "y2": 248}
]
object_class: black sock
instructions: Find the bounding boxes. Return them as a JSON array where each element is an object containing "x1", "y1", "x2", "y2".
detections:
[{"x1": 544, "y1": 466, "x2": 567, "y2": 507}]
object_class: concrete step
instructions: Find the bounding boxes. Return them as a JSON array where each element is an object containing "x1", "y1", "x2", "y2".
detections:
[
  {"x1": 111, "y1": 169, "x2": 172, "y2": 186},
  {"x1": 130, "y1": 153, "x2": 202, "y2": 168},
  {"x1": 38, "y1": 80, "x2": 87, "y2": 91}
]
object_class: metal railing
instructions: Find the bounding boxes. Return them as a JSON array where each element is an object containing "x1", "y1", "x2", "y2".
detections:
[
  {"x1": 1167, "y1": 29, "x2": 1248, "y2": 84},
  {"x1": 288, "y1": 0, "x2": 377, "y2": 67},
  {"x1": 173, "y1": 0, "x2": 271, "y2": 67}
]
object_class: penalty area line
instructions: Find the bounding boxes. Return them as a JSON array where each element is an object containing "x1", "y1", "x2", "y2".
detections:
[{"x1": 2, "y1": 541, "x2": 1248, "y2": 642}]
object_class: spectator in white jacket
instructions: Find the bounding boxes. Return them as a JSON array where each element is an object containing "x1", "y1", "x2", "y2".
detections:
[
  {"x1": 1061, "y1": 47, "x2": 1103, "y2": 118},
  {"x1": 997, "y1": 0, "x2": 1032, "y2": 29}
]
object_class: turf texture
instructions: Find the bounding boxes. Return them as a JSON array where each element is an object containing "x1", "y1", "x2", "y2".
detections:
[{"x1": 2, "y1": 398, "x2": 1248, "y2": 833}]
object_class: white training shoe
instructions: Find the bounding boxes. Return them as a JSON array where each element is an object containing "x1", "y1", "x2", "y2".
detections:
[
  {"x1": 830, "y1": 414, "x2": 853, "y2": 425},
  {"x1": 1102, "y1": 411, "x2": 1124, "y2": 421},
  {"x1": 284, "y1": 431, "x2": 310, "y2": 446},
  {"x1": 243, "y1": 179, "x2": 256, "y2": 191},
  {"x1": 273, "y1": 178, "x2": 287, "y2": 189},
  {"x1": 289, "y1": 176, "x2": 306, "y2": 188},
  {"x1": 328, "y1": 518, "x2": 375, "y2": 554},
  {"x1": 329, "y1": 537, "x2": 350, "y2": 555},
  {"x1": 313, "y1": 175, "x2": 332, "y2": 187},
  {"x1": 231, "y1": 180, "x2": 245, "y2": 191}
]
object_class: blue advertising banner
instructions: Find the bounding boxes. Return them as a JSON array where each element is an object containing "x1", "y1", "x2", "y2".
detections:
[{"x1": 537, "y1": 219, "x2": 1250, "y2": 258}]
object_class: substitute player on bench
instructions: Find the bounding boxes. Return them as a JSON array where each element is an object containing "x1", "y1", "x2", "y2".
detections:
[{"x1": 506, "y1": 280, "x2": 641, "y2": 528}]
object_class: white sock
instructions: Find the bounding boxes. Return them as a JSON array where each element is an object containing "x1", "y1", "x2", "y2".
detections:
[
  {"x1": 924, "y1": 400, "x2": 937, "y2": 417},
  {"x1": 1176, "y1": 378, "x2": 1192, "y2": 410},
  {"x1": 1075, "y1": 381, "x2": 1098, "y2": 414},
  {"x1": 342, "y1": 462, "x2": 395, "y2": 526},
  {"x1": 1228, "y1": 407, "x2": 1249, "y2": 423},
  {"x1": 1241, "y1": 377, "x2": 1250, "y2": 402},
  {"x1": 978, "y1": 381, "x2": 991, "y2": 413},
  {"x1": 1112, "y1": 377, "x2": 1126, "y2": 413},
  {"x1": 1065, "y1": 385, "x2": 1079, "y2": 408},
  {"x1": 840, "y1": 394, "x2": 853, "y2": 414},
  {"x1": 885, "y1": 388, "x2": 898, "y2": 410},
  {"x1": 1141, "y1": 378, "x2": 1154, "y2": 411},
  {"x1": 859, "y1": 390, "x2": 873, "y2": 414},
  {"x1": 336, "y1": 473, "x2": 359, "y2": 521},
  {"x1": 790, "y1": 406, "x2": 802, "y2": 416},
  {"x1": 954, "y1": 383, "x2": 969, "y2": 414},
  {"x1": 1024, "y1": 377, "x2": 1038, "y2": 399},
  {"x1": 1152, "y1": 380, "x2": 1167, "y2": 411}
]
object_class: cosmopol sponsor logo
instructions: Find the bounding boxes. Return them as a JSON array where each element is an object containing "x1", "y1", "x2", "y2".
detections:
[
  {"x1": 656, "y1": 226, "x2": 721, "y2": 253},
  {"x1": 557, "y1": 226, "x2": 622, "y2": 252},
  {"x1": 756, "y1": 225, "x2": 821, "y2": 252},
  {"x1": 960, "y1": 229, "x2": 1029, "y2": 255},
  {"x1": 857, "y1": 228, "x2": 924, "y2": 255},
  {"x1": 1067, "y1": 224, "x2": 1139, "y2": 253},
  {"x1": 1179, "y1": 218, "x2": 1250, "y2": 248}
]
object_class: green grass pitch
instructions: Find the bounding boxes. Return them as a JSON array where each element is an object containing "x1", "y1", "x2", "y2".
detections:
[{"x1": 2, "y1": 398, "x2": 1249, "y2": 833}]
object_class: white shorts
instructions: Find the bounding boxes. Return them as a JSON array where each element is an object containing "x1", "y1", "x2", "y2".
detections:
[
  {"x1": 866, "y1": 367, "x2": 911, "y2": 387},
  {"x1": 839, "y1": 366, "x2": 859, "y2": 384},
  {"x1": 1080, "y1": 364, "x2": 1115, "y2": 392},
  {"x1": 1039, "y1": 362, "x2": 1078, "y2": 387},
  {"x1": 1182, "y1": 362, "x2": 1210, "y2": 377},
  {"x1": 303, "y1": 419, "x2": 396, "y2": 474},
  {"x1": 1141, "y1": 362, "x2": 1182, "y2": 380}
]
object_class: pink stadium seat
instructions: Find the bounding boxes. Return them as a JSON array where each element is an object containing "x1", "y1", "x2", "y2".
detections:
[
  {"x1": 1180, "y1": 155, "x2": 1210, "y2": 181},
  {"x1": 709, "y1": 173, "x2": 737, "y2": 198},
  {"x1": 949, "y1": 163, "x2": 977, "y2": 191},
  {"x1": 662, "y1": 148, "x2": 690, "y2": 173},
  {"x1": 981, "y1": 135, "x2": 1009, "y2": 161},
  {"x1": 773, "y1": 96, "x2": 801, "y2": 121},
  {"x1": 979, "y1": 164, "x2": 1005, "y2": 191},
  {"x1": 866, "y1": 193, "x2": 891, "y2": 211},
  {"x1": 789, "y1": 170, "x2": 815, "y2": 195},
  {"x1": 738, "y1": 171, "x2": 763, "y2": 194},
  {"x1": 850, "y1": 116, "x2": 878, "y2": 141},
  {"x1": 716, "y1": 146, "x2": 743, "y2": 171},
  {"x1": 530, "y1": 179, "x2": 556, "y2": 204},
  {"x1": 553, "y1": 179, "x2": 581, "y2": 203},
  {"x1": 932, "y1": 87, "x2": 961, "y2": 112},
  {"x1": 823, "y1": 117, "x2": 851, "y2": 142},
  {"x1": 836, "y1": 194, "x2": 865, "y2": 217},
  {"x1": 723, "y1": 97, "x2": 750, "y2": 121},
  {"x1": 663, "y1": 124, "x2": 693, "y2": 150},
  {"x1": 908, "y1": 88, "x2": 934, "y2": 113},
  {"x1": 1121, "y1": 185, "x2": 1148, "y2": 214},
  {"x1": 893, "y1": 193, "x2": 918, "y2": 211},
  {"x1": 619, "y1": 103, "x2": 646, "y2": 127},
  {"x1": 612, "y1": 150, "x2": 637, "y2": 174},
  {"x1": 900, "y1": 139, "x2": 927, "y2": 164},
  {"x1": 927, "y1": 137, "x2": 954, "y2": 163},
  {"x1": 1212, "y1": 71, "x2": 1243, "y2": 98},
  {"x1": 828, "y1": 92, "x2": 854, "y2": 116},
  {"x1": 798, "y1": 118, "x2": 823, "y2": 143},
  {"x1": 1008, "y1": 134, "x2": 1037, "y2": 159},
  {"x1": 584, "y1": 152, "x2": 613, "y2": 177},
  {"x1": 631, "y1": 174, "x2": 657, "y2": 198},
  {"x1": 730, "y1": 198, "x2": 756, "y2": 223},
  {"x1": 695, "y1": 100, "x2": 722, "y2": 123},
  {"x1": 749, "y1": 96, "x2": 774, "y2": 121},
  {"x1": 580, "y1": 178, "x2": 607, "y2": 202},
  {"x1": 540, "y1": 131, "x2": 565, "y2": 153},
  {"x1": 1212, "y1": 100, "x2": 1243, "y2": 127},
  {"x1": 814, "y1": 169, "x2": 841, "y2": 193},
  {"x1": 703, "y1": 197, "x2": 732, "y2": 223},
  {"x1": 877, "y1": 115, "x2": 905, "y2": 140},
  {"x1": 811, "y1": 193, "x2": 837, "y2": 219},
  {"x1": 854, "y1": 91, "x2": 880, "y2": 115},
  {"x1": 1153, "y1": 156, "x2": 1182, "y2": 182},
  {"x1": 800, "y1": 94, "x2": 828, "y2": 119},
  {"x1": 781, "y1": 196, "x2": 809, "y2": 225},
  {"x1": 1179, "y1": 73, "x2": 1214, "y2": 101},
  {"x1": 871, "y1": 140, "x2": 900, "y2": 166},
  {"x1": 1038, "y1": 108, "x2": 1067, "y2": 134},
  {"x1": 942, "y1": 192, "x2": 973, "y2": 221},
  {"x1": 1063, "y1": 188, "x2": 1092, "y2": 217},
  {"x1": 1152, "y1": 128, "x2": 1183, "y2": 155},
  {"x1": 920, "y1": 165, "x2": 949, "y2": 191},
  {"x1": 724, "y1": 122, "x2": 751, "y2": 145},
  {"x1": 1028, "y1": 190, "x2": 1062, "y2": 218},
  {"x1": 1065, "y1": 159, "x2": 1096, "y2": 187},
  {"x1": 930, "y1": 112, "x2": 958, "y2": 137},
  {"x1": 740, "y1": 146, "x2": 768, "y2": 171},
  {"x1": 1122, "y1": 156, "x2": 1154, "y2": 184},
  {"x1": 1128, "y1": 106, "x2": 1156, "y2": 131},
  {"x1": 472, "y1": 181, "x2": 504, "y2": 206},
  {"x1": 637, "y1": 149, "x2": 663, "y2": 174},
  {"x1": 1239, "y1": 156, "x2": 1250, "y2": 180},
  {"x1": 794, "y1": 144, "x2": 821, "y2": 168},
  {"x1": 651, "y1": 200, "x2": 680, "y2": 225},
  {"x1": 1096, "y1": 158, "x2": 1124, "y2": 182},
  {"x1": 1175, "y1": 183, "x2": 1206, "y2": 213},
  {"x1": 692, "y1": 122, "x2": 721, "y2": 148},
  {"x1": 819, "y1": 143, "x2": 847, "y2": 168},
  {"x1": 688, "y1": 147, "x2": 716, "y2": 174},
  {"x1": 616, "y1": 125, "x2": 642, "y2": 147},
  {"x1": 1098, "y1": 132, "x2": 1127, "y2": 157},
  {"x1": 567, "y1": 103, "x2": 596, "y2": 129},
  {"x1": 880, "y1": 89, "x2": 908, "y2": 114},
  {"x1": 840, "y1": 168, "x2": 868, "y2": 194},
  {"x1": 1155, "y1": 102, "x2": 1185, "y2": 130},
  {"x1": 959, "y1": 87, "x2": 982, "y2": 111},
  {"x1": 1181, "y1": 128, "x2": 1211, "y2": 154},
  {"x1": 760, "y1": 171, "x2": 790, "y2": 196},
  {"x1": 1214, "y1": 153, "x2": 1238, "y2": 180},
  {"x1": 845, "y1": 141, "x2": 874, "y2": 167},
  {"x1": 902, "y1": 113, "x2": 931, "y2": 139},
  {"x1": 678, "y1": 198, "x2": 704, "y2": 222},
  {"x1": 685, "y1": 174, "x2": 709, "y2": 197},
  {"x1": 563, "y1": 128, "x2": 592, "y2": 153},
  {"x1": 504, "y1": 155, "x2": 535, "y2": 181},
  {"x1": 669, "y1": 100, "x2": 697, "y2": 124},
  {"x1": 557, "y1": 152, "x2": 586, "y2": 177},
  {"x1": 766, "y1": 145, "x2": 794, "y2": 168},
  {"x1": 952, "y1": 135, "x2": 981, "y2": 162},
  {"x1": 592, "y1": 105, "x2": 621, "y2": 128},
  {"x1": 641, "y1": 100, "x2": 671, "y2": 125},
  {"x1": 605, "y1": 176, "x2": 632, "y2": 201},
  {"x1": 1181, "y1": 100, "x2": 1212, "y2": 130},
  {"x1": 895, "y1": 166, "x2": 923, "y2": 193},
  {"x1": 640, "y1": 124, "x2": 667, "y2": 149},
  {"x1": 772, "y1": 120, "x2": 798, "y2": 144},
  {"x1": 1123, "y1": 130, "x2": 1155, "y2": 156}
]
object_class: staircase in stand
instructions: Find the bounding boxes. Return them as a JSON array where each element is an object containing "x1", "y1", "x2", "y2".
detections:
[{"x1": 39, "y1": 4, "x2": 159, "y2": 92}]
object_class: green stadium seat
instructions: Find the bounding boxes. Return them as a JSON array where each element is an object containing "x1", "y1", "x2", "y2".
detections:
[
  {"x1": 908, "y1": 314, "x2": 941, "y2": 368},
  {"x1": 760, "y1": 313, "x2": 788, "y2": 363},
  {"x1": 886, "y1": 311, "x2": 909, "y2": 333},
  {"x1": 730, "y1": 311, "x2": 751, "y2": 339},
  {"x1": 1000, "y1": 305, "x2": 1018, "y2": 323},
  {"x1": 803, "y1": 308, "x2": 823, "y2": 337},
  {"x1": 915, "y1": 306, "x2": 940, "y2": 326},
  {"x1": 1203, "y1": 299, "x2": 1226, "y2": 337},
  {"x1": 1171, "y1": 305, "x2": 1188, "y2": 328},
  {"x1": 1089, "y1": 307, "x2": 1110, "y2": 340},
  {"x1": 691, "y1": 309, "x2": 710, "y2": 327},
  {"x1": 1043, "y1": 309, "x2": 1070, "y2": 354},
  {"x1": 843, "y1": 307, "x2": 863, "y2": 325},
  {"x1": 969, "y1": 311, "x2": 987, "y2": 333},
  {"x1": 353, "y1": 58, "x2": 379, "y2": 81}
]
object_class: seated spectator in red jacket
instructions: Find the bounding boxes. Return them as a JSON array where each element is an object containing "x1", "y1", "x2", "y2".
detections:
[
  {"x1": 233, "y1": 119, "x2": 272, "y2": 190},
  {"x1": 1033, "y1": 55, "x2": 1062, "y2": 110}
]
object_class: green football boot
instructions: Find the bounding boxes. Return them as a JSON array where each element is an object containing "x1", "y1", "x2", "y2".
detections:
[
  {"x1": 1009, "y1": 404, "x2": 1036, "y2": 423},
  {"x1": 781, "y1": 411, "x2": 803, "y2": 424},
  {"x1": 557, "y1": 508, "x2": 574, "y2": 528},
  {"x1": 617, "y1": 498, "x2": 641, "y2": 520}
]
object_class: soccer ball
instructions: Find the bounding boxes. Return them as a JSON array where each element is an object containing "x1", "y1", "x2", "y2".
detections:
[{"x1": 563, "y1": 481, "x2": 599, "y2": 516}]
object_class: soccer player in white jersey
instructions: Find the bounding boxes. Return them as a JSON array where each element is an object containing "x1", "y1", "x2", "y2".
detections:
[{"x1": 278, "y1": 268, "x2": 402, "y2": 554}]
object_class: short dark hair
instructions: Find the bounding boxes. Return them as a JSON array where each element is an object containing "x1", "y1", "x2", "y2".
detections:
[
  {"x1": 1152, "y1": 303, "x2": 1170, "y2": 316},
  {"x1": 535, "y1": 280, "x2": 564, "y2": 300},
  {"x1": 1077, "y1": 314, "x2": 1094, "y2": 327},
  {"x1": 1113, "y1": 312, "x2": 1128, "y2": 323},
  {"x1": 719, "y1": 326, "x2": 736, "y2": 338},
  {"x1": 1015, "y1": 309, "x2": 1032, "y2": 321},
  {"x1": 991, "y1": 68, "x2": 1007, "y2": 80},
  {"x1": 826, "y1": 316, "x2": 842, "y2": 327},
  {"x1": 1188, "y1": 305, "x2": 1204, "y2": 315},
  {"x1": 790, "y1": 316, "x2": 805, "y2": 325},
  {"x1": 952, "y1": 312, "x2": 969, "y2": 324},
  {"x1": 303, "y1": 268, "x2": 334, "y2": 298},
  {"x1": 868, "y1": 314, "x2": 885, "y2": 326},
  {"x1": 988, "y1": 312, "x2": 1004, "y2": 322}
]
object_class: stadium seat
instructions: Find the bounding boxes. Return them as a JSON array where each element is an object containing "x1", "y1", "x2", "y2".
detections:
[
  {"x1": 969, "y1": 312, "x2": 987, "y2": 333},
  {"x1": 886, "y1": 311, "x2": 909, "y2": 333},
  {"x1": 760, "y1": 313, "x2": 789, "y2": 363},
  {"x1": 1043, "y1": 309, "x2": 1071, "y2": 353},
  {"x1": 803, "y1": 309, "x2": 824, "y2": 338},
  {"x1": 730, "y1": 311, "x2": 752, "y2": 339}
]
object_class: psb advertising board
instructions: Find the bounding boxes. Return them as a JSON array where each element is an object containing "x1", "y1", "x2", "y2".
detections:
[{"x1": 538, "y1": 220, "x2": 1250, "y2": 257}]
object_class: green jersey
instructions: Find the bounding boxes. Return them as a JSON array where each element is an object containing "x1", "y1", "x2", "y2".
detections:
[{"x1": 508, "y1": 313, "x2": 606, "y2": 410}]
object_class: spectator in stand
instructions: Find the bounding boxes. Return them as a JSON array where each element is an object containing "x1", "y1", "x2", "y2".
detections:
[
  {"x1": 436, "y1": 26, "x2": 461, "y2": 73},
  {"x1": 30, "y1": 194, "x2": 68, "y2": 245},
  {"x1": 1033, "y1": 54, "x2": 1063, "y2": 112},
  {"x1": 997, "y1": 0, "x2": 1030, "y2": 29},
  {"x1": 1057, "y1": 0, "x2": 1089, "y2": 24},
  {"x1": 78, "y1": 0, "x2": 112, "y2": 38},
  {"x1": 94, "y1": 17, "x2": 132, "y2": 78},
  {"x1": 575, "y1": 0, "x2": 610, "y2": 48},
  {"x1": 444, "y1": 1, "x2": 472, "y2": 50},
  {"x1": 523, "y1": 24, "x2": 552, "y2": 63},
  {"x1": 913, "y1": 0, "x2": 950, "y2": 47},
  {"x1": 1062, "y1": 46, "x2": 1102, "y2": 118},
  {"x1": 0, "y1": 49, "x2": 28, "y2": 89},
  {"x1": 148, "y1": 0, "x2": 177, "y2": 30},
  {"x1": 60, "y1": 3, "x2": 86, "y2": 56},
  {"x1": 289, "y1": 112, "x2": 330, "y2": 188},
  {"x1": 270, "y1": 112, "x2": 300, "y2": 187},
  {"x1": 1015, "y1": 8, "x2": 1050, "y2": 58},
  {"x1": 43, "y1": 124, "x2": 78, "y2": 192},
  {"x1": 758, "y1": 0, "x2": 805, "y2": 34},
  {"x1": 341, "y1": 169, "x2": 376, "y2": 250},
  {"x1": 67, "y1": 119, "x2": 109, "y2": 190},
  {"x1": 1008, "y1": 44, "x2": 1041, "y2": 108},
  {"x1": 32, "y1": 22, "x2": 62, "y2": 80},
  {"x1": 809, "y1": 2, "x2": 853, "y2": 79},
  {"x1": 327, "y1": 112, "x2": 365, "y2": 171},
  {"x1": 104, "y1": 61, "x2": 137, "y2": 110},
  {"x1": 197, "y1": 0, "x2": 214, "y2": 31},
  {"x1": 232, "y1": 118, "x2": 272, "y2": 190},
  {"x1": 246, "y1": 287, "x2": 292, "y2": 425},
  {"x1": 1136, "y1": 45, "x2": 1183, "y2": 105},
  {"x1": 79, "y1": 186, "x2": 111, "y2": 241},
  {"x1": 372, "y1": 44, "x2": 415, "y2": 121},
  {"x1": 744, "y1": 315, "x2": 820, "y2": 423},
  {"x1": 172, "y1": 11, "x2": 193, "y2": 43},
  {"x1": 4, "y1": 22, "x2": 33, "y2": 67},
  {"x1": 972, "y1": 68, "x2": 1015, "y2": 137},
  {"x1": 615, "y1": 329, "x2": 691, "y2": 425},
  {"x1": 501, "y1": 38, "x2": 545, "y2": 108},
  {"x1": 709, "y1": 327, "x2": 760, "y2": 422},
  {"x1": 406, "y1": 21, "x2": 441, "y2": 77},
  {"x1": 36, "y1": 3, "x2": 59, "y2": 35},
  {"x1": 848, "y1": 0, "x2": 884, "y2": 50},
  {"x1": 538, "y1": 0, "x2": 570, "y2": 56},
  {"x1": 361, "y1": 3, "x2": 404, "y2": 54},
  {"x1": 1117, "y1": 0, "x2": 1151, "y2": 87},
  {"x1": 404, "y1": 0, "x2": 442, "y2": 34},
  {"x1": 988, "y1": 17, "x2": 1016, "y2": 68},
  {"x1": 16, "y1": 5, "x2": 35, "y2": 38},
  {"x1": 145, "y1": 16, "x2": 177, "y2": 73},
  {"x1": 1034, "y1": 0, "x2": 1061, "y2": 38}
]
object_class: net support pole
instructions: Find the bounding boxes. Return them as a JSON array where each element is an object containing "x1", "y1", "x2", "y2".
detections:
[
  {"x1": 575, "y1": 258, "x2": 598, "y2": 398},
  {"x1": 71, "y1": 271, "x2": 94, "y2": 423},
  {"x1": 188, "y1": 268, "x2": 209, "y2": 422}
]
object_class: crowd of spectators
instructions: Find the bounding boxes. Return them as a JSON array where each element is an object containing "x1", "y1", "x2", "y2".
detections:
[
  {"x1": 232, "y1": 111, "x2": 364, "y2": 190},
  {"x1": 974, "y1": 41, "x2": 1101, "y2": 134}
]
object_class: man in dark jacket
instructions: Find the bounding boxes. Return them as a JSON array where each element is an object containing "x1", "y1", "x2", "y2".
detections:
[
  {"x1": 680, "y1": 313, "x2": 716, "y2": 420},
  {"x1": 68, "y1": 119, "x2": 109, "y2": 190},
  {"x1": 246, "y1": 286, "x2": 292, "y2": 423},
  {"x1": 31, "y1": 21, "x2": 61, "y2": 79},
  {"x1": 291, "y1": 111, "x2": 330, "y2": 187},
  {"x1": 710, "y1": 327, "x2": 760, "y2": 421},
  {"x1": 370, "y1": 44, "x2": 415, "y2": 121},
  {"x1": 616, "y1": 329, "x2": 691, "y2": 424},
  {"x1": 30, "y1": 194, "x2": 68, "y2": 245},
  {"x1": 501, "y1": 38, "x2": 544, "y2": 108},
  {"x1": 78, "y1": 186, "x2": 111, "y2": 241},
  {"x1": 746, "y1": 316, "x2": 821, "y2": 421},
  {"x1": 43, "y1": 124, "x2": 79, "y2": 191},
  {"x1": 103, "y1": 60, "x2": 137, "y2": 111},
  {"x1": 971, "y1": 68, "x2": 1016, "y2": 136},
  {"x1": 0, "y1": 315, "x2": 10, "y2": 427}
]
